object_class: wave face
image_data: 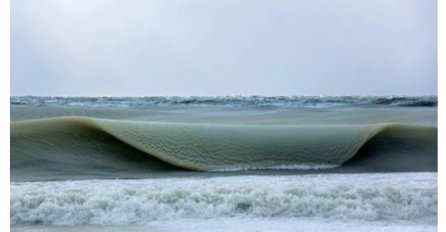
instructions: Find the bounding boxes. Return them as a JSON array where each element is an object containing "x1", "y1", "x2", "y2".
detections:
[
  {"x1": 11, "y1": 116, "x2": 437, "y2": 181},
  {"x1": 10, "y1": 174, "x2": 437, "y2": 225},
  {"x1": 10, "y1": 95, "x2": 437, "y2": 108}
]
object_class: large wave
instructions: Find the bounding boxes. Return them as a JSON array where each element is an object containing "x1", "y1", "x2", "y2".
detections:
[{"x1": 10, "y1": 117, "x2": 437, "y2": 181}]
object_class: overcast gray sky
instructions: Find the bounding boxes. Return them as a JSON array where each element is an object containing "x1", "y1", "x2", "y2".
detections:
[{"x1": 11, "y1": 0, "x2": 437, "y2": 96}]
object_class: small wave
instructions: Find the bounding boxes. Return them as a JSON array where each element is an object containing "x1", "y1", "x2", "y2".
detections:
[{"x1": 371, "y1": 96, "x2": 437, "y2": 107}]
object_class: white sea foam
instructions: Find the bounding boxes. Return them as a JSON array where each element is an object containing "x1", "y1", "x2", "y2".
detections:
[
  {"x1": 10, "y1": 218, "x2": 438, "y2": 232},
  {"x1": 212, "y1": 163, "x2": 340, "y2": 171},
  {"x1": 10, "y1": 173, "x2": 437, "y2": 226}
]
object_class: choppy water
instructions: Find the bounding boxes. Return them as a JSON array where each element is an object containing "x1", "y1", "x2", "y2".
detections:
[
  {"x1": 10, "y1": 95, "x2": 437, "y2": 107},
  {"x1": 11, "y1": 174, "x2": 437, "y2": 225}
]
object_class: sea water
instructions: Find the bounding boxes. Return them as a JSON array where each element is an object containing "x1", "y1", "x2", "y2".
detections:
[{"x1": 10, "y1": 96, "x2": 437, "y2": 231}]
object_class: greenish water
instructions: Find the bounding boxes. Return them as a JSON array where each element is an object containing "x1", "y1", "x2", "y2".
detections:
[{"x1": 10, "y1": 99, "x2": 438, "y2": 231}]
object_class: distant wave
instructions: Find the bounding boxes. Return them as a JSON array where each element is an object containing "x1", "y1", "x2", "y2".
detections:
[
  {"x1": 11, "y1": 117, "x2": 437, "y2": 181},
  {"x1": 10, "y1": 96, "x2": 438, "y2": 108}
]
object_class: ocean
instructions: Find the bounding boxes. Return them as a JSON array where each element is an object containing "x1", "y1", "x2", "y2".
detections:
[{"x1": 10, "y1": 96, "x2": 437, "y2": 231}]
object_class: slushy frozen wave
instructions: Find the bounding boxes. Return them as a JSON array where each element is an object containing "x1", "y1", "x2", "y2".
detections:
[{"x1": 11, "y1": 117, "x2": 436, "y2": 178}]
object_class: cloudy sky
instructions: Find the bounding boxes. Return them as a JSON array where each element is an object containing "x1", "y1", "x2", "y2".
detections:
[{"x1": 11, "y1": 0, "x2": 437, "y2": 96}]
